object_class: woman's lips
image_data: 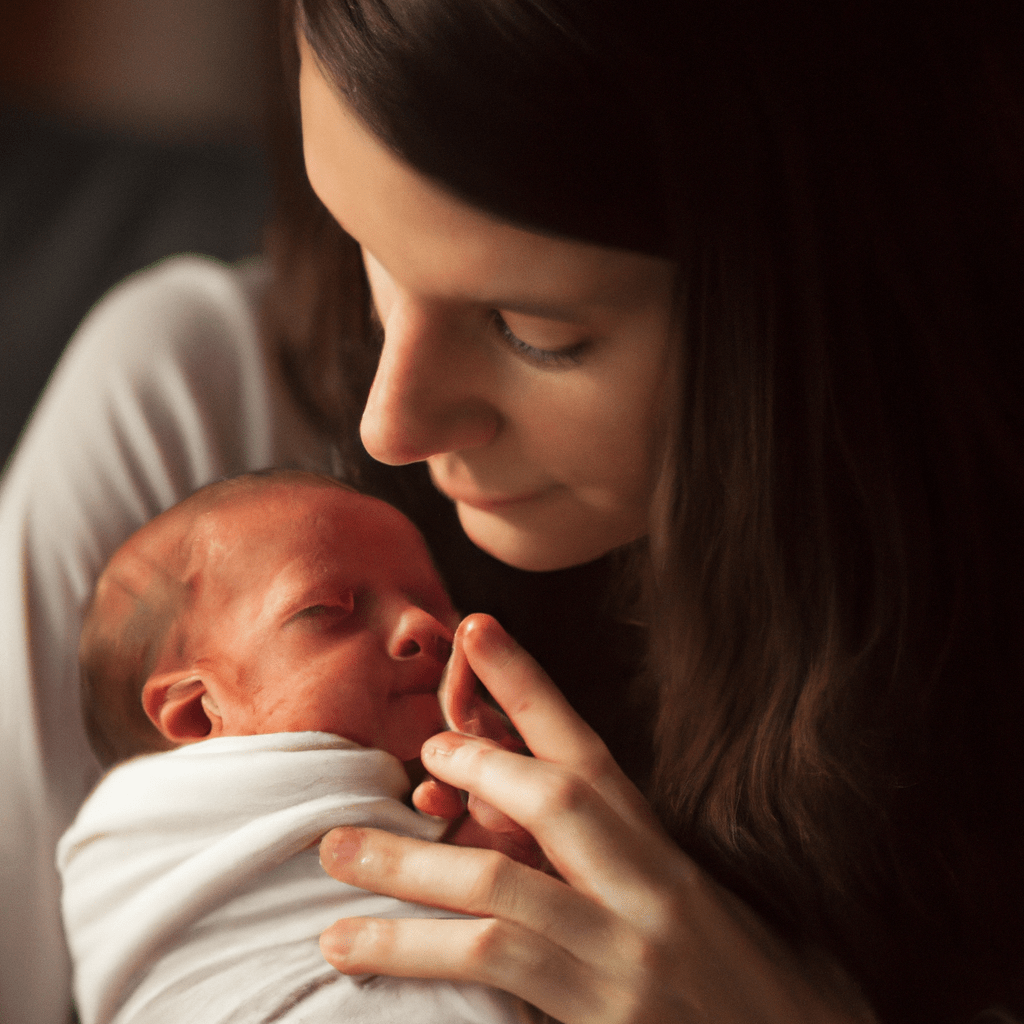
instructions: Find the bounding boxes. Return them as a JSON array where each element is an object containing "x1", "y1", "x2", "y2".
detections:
[
  {"x1": 427, "y1": 462, "x2": 551, "y2": 513},
  {"x1": 447, "y1": 491, "x2": 538, "y2": 512},
  {"x1": 433, "y1": 480, "x2": 547, "y2": 513}
]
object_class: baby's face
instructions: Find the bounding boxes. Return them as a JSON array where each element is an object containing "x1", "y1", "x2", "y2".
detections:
[{"x1": 166, "y1": 482, "x2": 457, "y2": 761}]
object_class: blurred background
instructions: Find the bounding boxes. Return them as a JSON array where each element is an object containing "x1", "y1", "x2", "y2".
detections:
[{"x1": 0, "y1": 0, "x2": 277, "y2": 469}]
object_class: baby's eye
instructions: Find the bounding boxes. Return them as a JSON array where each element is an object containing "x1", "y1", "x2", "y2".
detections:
[
  {"x1": 295, "y1": 604, "x2": 333, "y2": 618},
  {"x1": 289, "y1": 591, "x2": 355, "y2": 623}
]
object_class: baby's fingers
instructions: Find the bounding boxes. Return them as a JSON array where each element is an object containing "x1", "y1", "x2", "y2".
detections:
[
  {"x1": 413, "y1": 764, "x2": 544, "y2": 867},
  {"x1": 412, "y1": 776, "x2": 465, "y2": 820}
]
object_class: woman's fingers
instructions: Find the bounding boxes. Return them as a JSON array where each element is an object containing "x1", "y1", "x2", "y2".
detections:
[
  {"x1": 320, "y1": 914, "x2": 611, "y2": 1024},
  {"x1": 316, "y1": 616, "x2": 880, "y2": 1024},
  {"x1": 318, "y1": 826, "x2": 650, "y2": 1022},
  {"x1": 419, "y1": 731, "x2": 684, "y2": 921},
  {"x1": 438, "y1": 637, "x2": 528, "y2": 750},
  {"x1": 454, "y1": 615, "x2": 662, "y2": 833},
  {"x1": 318, "y1": 825, "x2": 876, "y2": 1024},
  {"x1": 320, "y1": 619, "x2": 880, "y2": 1024},
  {"x1": 320, "y1": 826, "x2": 614, "y2": 956},
  {"x1": 453, "y1": 614, "x2": 601, "y2": 764}
]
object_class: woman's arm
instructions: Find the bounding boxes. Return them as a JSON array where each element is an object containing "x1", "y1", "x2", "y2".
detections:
[{"x1": 318, "y1": 614, "x2": 877, "y2": 1024}]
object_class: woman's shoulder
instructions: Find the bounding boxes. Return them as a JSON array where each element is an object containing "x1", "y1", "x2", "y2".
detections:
[
  {"x1": 64, "y1": 254, "x2": 269, "y2": 370},
  {"x1": 4, "y1": 254, "x2": 331, "y2": 517}
]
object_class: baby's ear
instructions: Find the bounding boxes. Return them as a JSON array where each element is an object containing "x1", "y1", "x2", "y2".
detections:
[{"x1": 141, "y1": 674, "x2": 220, "y2": 744}]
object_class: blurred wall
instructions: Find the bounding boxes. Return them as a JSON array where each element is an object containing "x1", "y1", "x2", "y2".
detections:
[
  {"x1": 0, "y1": 0, "x2": 272, "y2": 140},
  {"x1": 0, "y1": 0, "x2": 276, "y2": 469}
]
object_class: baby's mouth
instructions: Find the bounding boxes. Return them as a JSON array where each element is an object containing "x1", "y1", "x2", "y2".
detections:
[{"x1": 393, "y1": 667, "x2": 444, "y2": 698}]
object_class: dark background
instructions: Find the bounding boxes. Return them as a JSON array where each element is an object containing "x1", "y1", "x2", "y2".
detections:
[{"x1": 0, "y1": 0, "x2": 276, "y2": 470}]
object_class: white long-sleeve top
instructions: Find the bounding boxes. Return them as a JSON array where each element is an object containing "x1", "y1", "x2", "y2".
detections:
[
  {"x1": 0, "y1": 257, "x2": 335, "y2": 1024},
  {"x1": 57, "y1": 732, "x2": 530, "y2": 1024}
]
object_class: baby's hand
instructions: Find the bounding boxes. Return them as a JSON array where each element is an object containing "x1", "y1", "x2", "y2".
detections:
[{"x1": 414, "y1": 769, "x2": 547, "y2": 869}]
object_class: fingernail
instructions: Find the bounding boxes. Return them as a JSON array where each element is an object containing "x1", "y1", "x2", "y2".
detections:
[
  {"x1": 320, "y1": 828, "x2": 361, "y2": 869},
  {"x1": 467, "y1": 615, "x2": 516, "y2": 659},
  {"x1": 423, "y1": 733, "x2": 462, "y2": 759},
  {"x1": 319, "y1": 925, "x2": 352, "y2": 961}
]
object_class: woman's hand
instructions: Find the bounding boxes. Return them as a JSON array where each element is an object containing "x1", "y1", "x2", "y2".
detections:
[
  {"x1": 416, "y1": 623, "x2": 548, "y2": 870},
  {"x1": 318, "y1": 614, "x2": 876, "y2": 1024}
]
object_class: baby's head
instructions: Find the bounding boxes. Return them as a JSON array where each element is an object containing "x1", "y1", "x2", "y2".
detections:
[{"x1": 80, "y1": 471, "x2": 457, "y2": 769}]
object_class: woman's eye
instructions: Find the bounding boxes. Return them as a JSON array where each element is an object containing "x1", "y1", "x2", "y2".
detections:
[{"x1": 490, "y1": 311, "x2": 589, "y2": 369}]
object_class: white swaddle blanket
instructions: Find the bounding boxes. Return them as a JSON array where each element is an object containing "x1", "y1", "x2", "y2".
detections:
[{"x1": 57, "y1": 732, "x2": 532, "y2": 1024}]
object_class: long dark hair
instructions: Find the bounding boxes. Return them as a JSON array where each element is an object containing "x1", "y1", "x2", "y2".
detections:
[{"x1": 263, "y1": 2, "x2": 1024, "y2": 1018}]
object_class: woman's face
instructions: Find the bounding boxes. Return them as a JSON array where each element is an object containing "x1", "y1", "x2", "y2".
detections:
[{"x1": 299, "y1": 39, "x2": 677, "y2": 571}]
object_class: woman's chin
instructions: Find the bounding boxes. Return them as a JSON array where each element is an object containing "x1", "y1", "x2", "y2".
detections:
[{"x1": 454, "y1": 501, "x2": 640, "y2": 572}]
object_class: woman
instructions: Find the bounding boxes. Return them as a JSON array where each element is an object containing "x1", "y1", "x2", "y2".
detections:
[
  {"x1": 268, "y1": 1, "x2": 1024, "y2": 1020},
  {"x1": 0, "y1": 0, "x2": 1021, "y2": 1022}
]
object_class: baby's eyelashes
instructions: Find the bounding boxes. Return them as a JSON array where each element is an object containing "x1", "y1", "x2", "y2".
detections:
[
  {"x1": 287, "y1": 590, "x2": 356, "y2": 624},
  {"x1": 296, "y1": 605, "x2": 334, "y2": 619}
]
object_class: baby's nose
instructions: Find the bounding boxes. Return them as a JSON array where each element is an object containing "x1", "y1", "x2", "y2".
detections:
[{"x1": 388, "y1": 605, "x2": 452, "y2": 663}]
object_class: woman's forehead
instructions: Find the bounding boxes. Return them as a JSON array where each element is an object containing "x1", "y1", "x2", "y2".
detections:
[{"x1": 298, "y1": 33, "x2": 675, "y2": 317}]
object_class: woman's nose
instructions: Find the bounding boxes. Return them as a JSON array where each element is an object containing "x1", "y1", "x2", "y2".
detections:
[
  {"x1": 360, "y1": 296, "x2": 500, "y2": 466},
  {"x1": 387, "y1": 604, "x2": 453, "y2": 664}
]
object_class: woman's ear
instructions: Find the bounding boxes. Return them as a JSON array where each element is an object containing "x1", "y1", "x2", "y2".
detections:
[{"x1": 141, "y1": 673, "x2": 222, "y2": 744}]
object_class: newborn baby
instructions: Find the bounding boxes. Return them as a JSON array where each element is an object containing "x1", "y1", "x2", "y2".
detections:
[{"x1": 58, "y1": 470, "x2": 536, "y2": 1024}]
